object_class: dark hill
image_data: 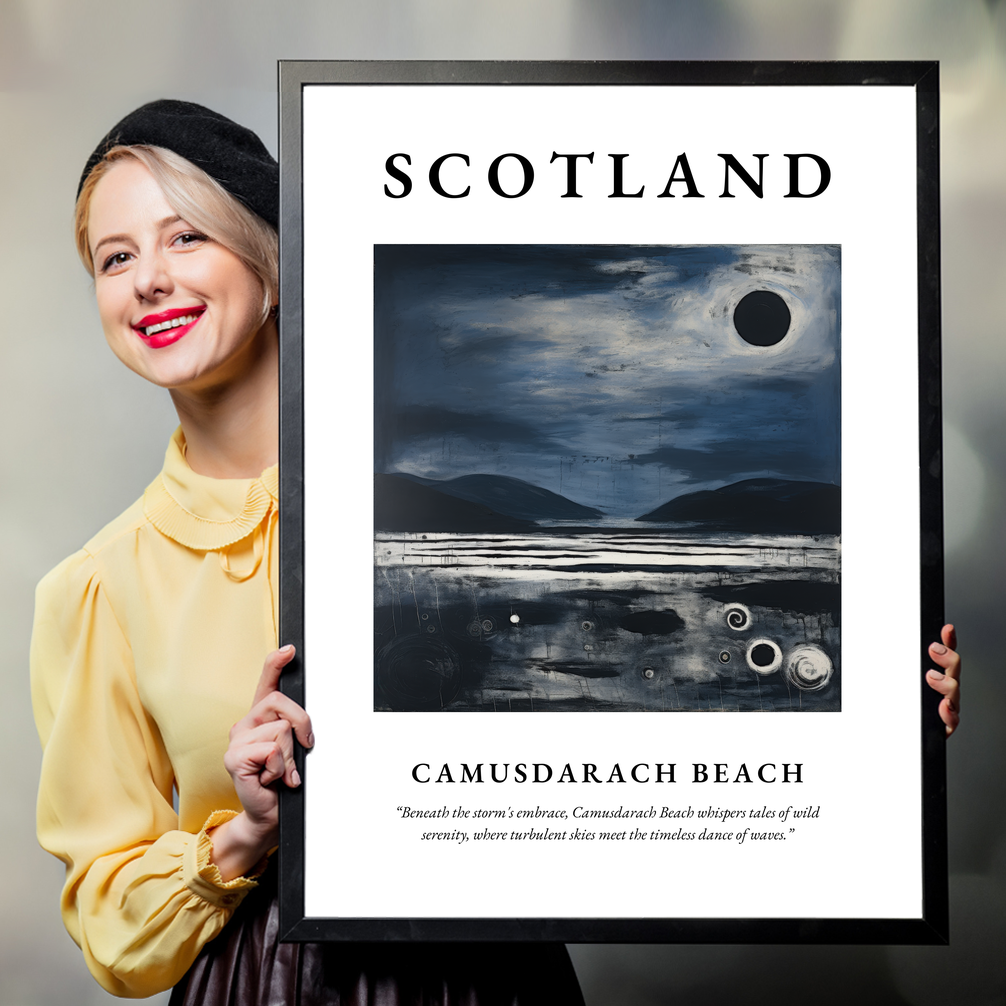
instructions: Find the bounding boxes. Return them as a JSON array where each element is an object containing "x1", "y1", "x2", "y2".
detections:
[
  {"x1": 390, "y1": 473, "x2": 602, "y2": 522},
  {"x1": 636, "y1": 478, "x2": 840, "y2": 534},
  {"x1": 701, "y1": 581, "x2": 841, "y2": 624},
  {"x1": 375, "y1": 474, "x2": 537, "y2": 533}
]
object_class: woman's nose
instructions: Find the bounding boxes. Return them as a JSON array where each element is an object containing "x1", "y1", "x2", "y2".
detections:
[{"x1": 133, "y1": 249, "x2": 173, "y2": 302}]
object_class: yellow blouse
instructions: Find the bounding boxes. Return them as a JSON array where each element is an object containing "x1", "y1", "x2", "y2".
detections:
[{"x1": 31, "y1": 428, "x2": 279, "y2": 998}]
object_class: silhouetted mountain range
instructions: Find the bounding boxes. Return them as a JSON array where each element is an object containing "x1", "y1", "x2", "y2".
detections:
[
  {"x1": 636, "y1": 478, "x2": 840, "y2": 534},
  {"x1": 378, "y1": 472, "x2": 602, "y2": 531},
  {"x1": 376, "y1": 473, "x2": 840, "y2": 535},
  {"x1": 375, "y1": 475, "x2": 537, "y2": 533}
]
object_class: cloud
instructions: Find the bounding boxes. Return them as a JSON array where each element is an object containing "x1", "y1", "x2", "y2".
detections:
[
  {"x1": 375, "y1": 244, "x2": 841, "y2": 507},
  {"x1": 376, "y1": 405, "x2": 565, "y2": 471}
]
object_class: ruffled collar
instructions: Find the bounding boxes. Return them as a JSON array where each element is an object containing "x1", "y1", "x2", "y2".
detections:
[{"x1": 143, "y1": 428, "x2": 278, "y2": 551}]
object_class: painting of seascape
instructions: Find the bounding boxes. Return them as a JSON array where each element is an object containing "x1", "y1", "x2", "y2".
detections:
[{"x1": 374, "y1": 245, "x2": 841, "y2": 712}]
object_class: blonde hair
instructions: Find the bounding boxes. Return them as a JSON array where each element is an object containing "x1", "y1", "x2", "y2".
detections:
[{"x1": 75, "y1": 145, "x2": 278, "y2": 322}]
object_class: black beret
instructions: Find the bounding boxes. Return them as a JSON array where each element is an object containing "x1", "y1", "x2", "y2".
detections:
[{"x1": 78, "y1": 99, "x2": 278, "y2": 228}]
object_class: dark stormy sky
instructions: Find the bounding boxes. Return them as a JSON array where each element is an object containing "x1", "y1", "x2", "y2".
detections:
[{"x1": 374, "y1": 245, "x2": 840, "y2": 518}]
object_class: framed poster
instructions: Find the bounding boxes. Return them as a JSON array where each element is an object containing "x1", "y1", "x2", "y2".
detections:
[{"x1": 277, "y1": 61, "x2": 946, "y2": 943}]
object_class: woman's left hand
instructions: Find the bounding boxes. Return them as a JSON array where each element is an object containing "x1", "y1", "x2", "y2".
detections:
[{"x1": 926, "y1": 624, "x2": 961, "y2": 737}]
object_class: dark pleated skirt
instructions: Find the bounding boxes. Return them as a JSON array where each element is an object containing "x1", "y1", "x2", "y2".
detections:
[{"x1": 169, "y1": 869, "x2": 584, "y2": 1006}]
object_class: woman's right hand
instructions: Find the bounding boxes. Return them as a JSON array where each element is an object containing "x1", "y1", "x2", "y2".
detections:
[
  {"x1": 926, "y1": 624, "x2": 961, "y2": 737},
  {"x1": 209, "y1": 645, "x2": 314, "y2": 881}
]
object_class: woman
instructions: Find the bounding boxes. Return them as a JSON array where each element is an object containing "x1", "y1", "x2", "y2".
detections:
[{"x1": 31, "y1": 100, "x2": 585, "y2": 1003}]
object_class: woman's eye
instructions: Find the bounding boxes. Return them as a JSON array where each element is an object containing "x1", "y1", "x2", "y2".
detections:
[
  {"x1": 173, "y1": 231, "x2": 208, "y2": 248},
  {"x1": 101, "y1": 251, "x2": 132, "y2": 273}
]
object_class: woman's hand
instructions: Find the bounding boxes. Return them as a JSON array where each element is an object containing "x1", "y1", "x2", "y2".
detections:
[
  {"x1": 209, "y1": 645, "x2": 314, "y2": 881},
  {"x1": 926, "y1": 624, "x2": 961, "y2": 738}
]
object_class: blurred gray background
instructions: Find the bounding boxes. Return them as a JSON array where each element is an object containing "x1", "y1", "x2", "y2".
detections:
[{"x1": 1, "y1": 1, "x2": 1002, "y2": 1003}]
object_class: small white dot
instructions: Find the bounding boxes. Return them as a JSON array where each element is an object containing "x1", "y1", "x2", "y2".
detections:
[{"x1": 510, "y1": 614, "x2": 520, "y2": 624}]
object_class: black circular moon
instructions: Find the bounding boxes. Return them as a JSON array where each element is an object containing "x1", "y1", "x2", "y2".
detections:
[
  {"x1": 733, "y1": 290, "x2": 791, "y2": 347},
  {"x1": 750, "y1": 643, "x2": 777, "y2": 668}
]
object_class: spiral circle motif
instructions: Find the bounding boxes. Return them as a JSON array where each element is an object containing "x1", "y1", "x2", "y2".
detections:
[
  {"x1": 724, "y1": 603, "x2": 752, "y2": 631},
  {"x1": 784, "y1": 644, "x2": 834, "y2": 691}
]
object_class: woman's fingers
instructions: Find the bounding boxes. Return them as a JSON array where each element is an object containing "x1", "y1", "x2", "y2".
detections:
[
  {"x1": 232, "y1": 689, "x2": 314, "y2": 750},
  {"x1": 252, "y1": 644, "x2": 296, "y2": 706},
  {"x1": 926, "y1": 667, "x2": 960, "y2": 704},
  {"x1": 258, "y1": 742, "x2": 289, "y2": 788},
  {"x1": 223, "y1": 644, "x2": 312, "y2": 817},
  {"x1": 224, "y1": 738, "x2": 288, "y2": 788},
  {"x1": 942, "y1": 700, "x2": 961, "y2": 736},
  {"x1": 926, "y1": 684, "x2": 961, "y2": 736},
  {"x1": 927, "y1": 623, "x2": 961, "y2": 737},
  {"x1": 243, "y1": 644, "x2": 314, "y2": 749},
  {"x1": 218, "y1": 647, "x2": 309, "y2": 847},
  {"x1": 941, "y1": 623, "x2": 958, "y2": 653},
  {"x1": 256, "y1": 691, "x2": 313, "y2": 748},
  {"x1": 928, "y1": 631, "x2": 961, "y2": 682},
  {"x1": 230, "y1": 719, "x2": 302, "y2": 788}
]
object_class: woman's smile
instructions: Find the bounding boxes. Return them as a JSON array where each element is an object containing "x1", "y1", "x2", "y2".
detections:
[{"x1": 133, "y1": 306, "x2": 207, "y2": 347}]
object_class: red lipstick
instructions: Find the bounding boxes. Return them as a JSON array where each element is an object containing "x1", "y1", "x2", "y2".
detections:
[{"x1": 132, "y1": 306, "x2": 205, "y2": 349}]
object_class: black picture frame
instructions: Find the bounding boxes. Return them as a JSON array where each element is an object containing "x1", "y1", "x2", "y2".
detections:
[{"x1": 278, "y1": 60, "x2": 945, "y2": 944}]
